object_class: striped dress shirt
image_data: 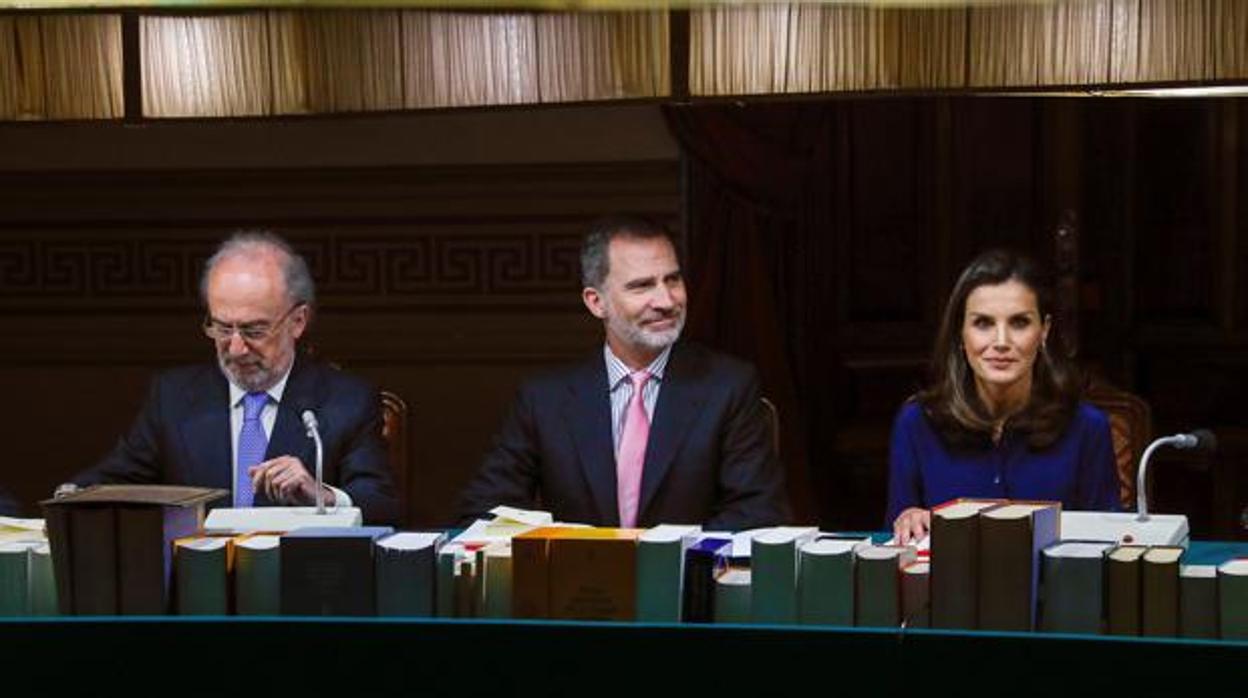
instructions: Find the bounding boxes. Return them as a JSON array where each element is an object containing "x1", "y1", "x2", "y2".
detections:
[{"x1": 604, "y1": 344, "x2": 673, "y2": 454}]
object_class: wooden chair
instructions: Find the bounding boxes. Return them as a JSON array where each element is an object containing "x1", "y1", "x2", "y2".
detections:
[
  {"x1": 379, "y1": 389, "x2": 410, "y2": 527},
  {"x1": 305, "y1": 346, "x2": 412, "y2": 525},
  {"x1": 1085, "y1": 377, "x2": 1152, "y2": 511}
]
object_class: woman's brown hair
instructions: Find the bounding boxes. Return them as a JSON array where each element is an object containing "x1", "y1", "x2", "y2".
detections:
[{"x1": 917, "y1": 249, "x2": 1081, "y2": 450}]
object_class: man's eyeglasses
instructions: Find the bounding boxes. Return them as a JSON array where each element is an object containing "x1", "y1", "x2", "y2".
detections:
[{"x1": 203, "y1": 303, "x2": 305, "y2": 343}]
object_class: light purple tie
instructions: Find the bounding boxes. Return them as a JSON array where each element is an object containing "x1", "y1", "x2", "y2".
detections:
[
  {"x1": 235, "y1": 392, "x2": 268, "y2": 507},
  {"x1": 617, "y1": 370, "x2": 651, "y2": 528}
]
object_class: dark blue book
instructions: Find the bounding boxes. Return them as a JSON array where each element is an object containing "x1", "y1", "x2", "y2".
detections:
[
  {"x1": 681, "y1": 537, "x2": 732, "y2": 623},
  {"x1": 281, "y1": 526, "x2": 393, "y2": 616}
]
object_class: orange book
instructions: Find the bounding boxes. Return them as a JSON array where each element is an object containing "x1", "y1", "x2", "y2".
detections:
[
  {"x1": 513, "y1": 527, "x2": 556, "y2": 619},
  {"x1": 511, "y1": 526, "x2": 589, "y2": 619},
  {"x1": 547, "y1": 528, "x2": 643, "y2": 621}
]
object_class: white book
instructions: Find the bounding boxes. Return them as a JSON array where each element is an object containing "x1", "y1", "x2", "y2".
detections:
[
  {"x1": 0, "y1": 517, "x2": 45, "y2": 547},
  {"x1": 28, "y1": 542, "x2": 56, "y2": 616},
  {"x1": 713, "y1": 568, "x2": 751, "y2": 624},
  {"x1": 450, "y1": 506, "x2": 556, "y2": 547},
  {"x1": 1218, "y1": 558, "x2": 1248, "y2": 640},
  {"x1": 234, "y1": 535, "x2": 281, "y2": 616},
  {"x1": 1179, "y1": 564, "x2": 1218, "y2": 639},
  {"x1": 1039, "y1": 541, "x2": 1112, "y2": 634},
  {"x1": 636, "y1": 524, "x2": 701, "y2": 622},
  {"x1": 749, "y1": 527, "x2": 818, "y2": 624},
  {"x1": 0, "y1": 540, "x2": 36, "y2": 616},
  {"x1": 436, "y1": 543, "x2": 466, "y2": 618},
  {"x1": 481, "y1": 542, "x2": 512, "y2": 619},
  {"x1": 375, "y1": 532, "x2": 445, "y2": 617},
  {"x1": 797, "y1": 537, "x2": 869, "y2": 626},
  {"x1": 175, "y1": 536, "x2": 230, "y2": 615}
]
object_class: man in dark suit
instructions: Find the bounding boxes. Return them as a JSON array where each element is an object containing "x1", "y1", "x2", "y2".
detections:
[
  {"x1": 459, "y1": 215, "x2": 789, "y2": 530},
  {"x1": 67, "y1": 232, "x2": 398, "y2": 525},
  {"x1": 0, "y1": 486, "x2": 19, "y2": 517}
]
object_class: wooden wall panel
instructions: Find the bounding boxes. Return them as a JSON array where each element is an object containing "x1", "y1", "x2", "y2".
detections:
[
  {"x1": 816, "y1": 97, "x2": 1248, "y2": 536},
  {"x1": 842, "y1": 100, "x2": 931, "y2": 327},
  {"x1": 1131, "y1": 101, "x2": 1220, "y2": 326}
]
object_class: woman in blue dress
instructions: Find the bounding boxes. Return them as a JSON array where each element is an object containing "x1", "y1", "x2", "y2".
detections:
[{"x1": 888, "y1": 249, "x2": 1120, "y2": 544}]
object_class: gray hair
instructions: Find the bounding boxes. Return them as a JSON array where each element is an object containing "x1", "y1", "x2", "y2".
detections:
[
  {"x1": 580, "y1": 214, "x2": 677, "y2": 289},
  {"x1": 200, "y1": 231, "x2": 316, "y2": 309}
]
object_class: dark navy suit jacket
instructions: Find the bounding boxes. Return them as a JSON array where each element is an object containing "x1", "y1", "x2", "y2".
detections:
[
  {"x1": 0, "y1": 486, "x2": 19, "y2": 516},
  {"x1": 73, "y1": 356, "x2": 399, "y2": 525},
  {"x1": 458, "y1": 342, "x2": 790, "y2": 530}
]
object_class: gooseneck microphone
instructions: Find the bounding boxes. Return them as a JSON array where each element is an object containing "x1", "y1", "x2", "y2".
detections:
[
  {"x1": 301, "y1": 410, "x2": 326, "y2": 514},
  {"x1": 1136, "y1": 429, "x2": 1216, "y2": 520}
]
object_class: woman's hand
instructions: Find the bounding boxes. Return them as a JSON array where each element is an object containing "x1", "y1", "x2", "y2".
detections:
[{"x1": 892, "y1": 507, "x2": 931, "y2": 545}]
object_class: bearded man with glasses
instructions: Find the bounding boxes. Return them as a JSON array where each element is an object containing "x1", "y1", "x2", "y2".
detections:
[{"x1": 62, "y1": 232, "x2": 399, "y2": 525}]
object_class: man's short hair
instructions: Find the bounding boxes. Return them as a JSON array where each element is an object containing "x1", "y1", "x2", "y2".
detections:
[
  {"x1": 199, "y1": 230, "x2": 316, "y2": 309},
  {"x1": 579, "y1": 214, "x2": 678, "y2": 289}
]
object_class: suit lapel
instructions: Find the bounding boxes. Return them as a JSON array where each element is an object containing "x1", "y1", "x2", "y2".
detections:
[
  {"x1": 638, "y1": 344, "x2": 702, "y2": 521},
  {"x1": 267, "y1": 356, "x2": 318, "y2": 468},
  {"x1": 178, "y1": 367, "x2": 232, "y2": 492},
  {"x1": 566, "y1": 357, "x2": 618, "y2": 525}
]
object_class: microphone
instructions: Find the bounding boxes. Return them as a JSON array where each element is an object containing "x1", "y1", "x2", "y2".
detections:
[
  {"x1": 301, "y1": 410, "x2": 326, "y2": 515},
  {"x1": 1136, "y1": 429, "x2": 1216, "y2": 520}
]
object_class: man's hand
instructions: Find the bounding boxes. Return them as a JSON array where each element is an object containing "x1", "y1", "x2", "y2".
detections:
[
  {"x1": 249, "y1": 456, "x2": 335, "y2": 506},
  {"x1": 892, "y1": 506, "x2": 931, "y2": 545}
]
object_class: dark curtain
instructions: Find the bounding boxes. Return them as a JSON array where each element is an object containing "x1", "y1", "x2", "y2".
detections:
[{"x1": 664, "y1": 102, "x2": 840, "y2": 525}]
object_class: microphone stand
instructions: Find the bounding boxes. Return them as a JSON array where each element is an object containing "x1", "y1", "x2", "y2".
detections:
[
  {"x1": 303, "y1": 411, "x2": 326, "y2": 515},
  {"x1": 1136, "y1": 436, "x2": 1179, "y2": 521},
  {"x1": 1136, "y1": 432, "x2": 1206, "y2": 521}
]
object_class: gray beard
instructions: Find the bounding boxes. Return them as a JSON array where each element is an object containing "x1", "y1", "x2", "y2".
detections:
[
  {"x1": 218, "y1": 354, "x2": 286, "y2": 393},
  {"x1": 608, "y1": 312, "x2": 685, "y2": 352}
]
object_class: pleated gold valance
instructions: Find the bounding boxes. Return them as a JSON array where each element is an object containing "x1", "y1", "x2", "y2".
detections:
[
  {"x1": 140, "y1": 10, "x2": 669, "y2": 117},
  {"x1": 2, "y1": 0, "x2": 1248, "y2": 121},
  {"x1": 692, "y1": 0, "x2": 1248, "y2": 95},
  {"x1": 0, "y1": 14, "x2": 123, "y2": 119}
]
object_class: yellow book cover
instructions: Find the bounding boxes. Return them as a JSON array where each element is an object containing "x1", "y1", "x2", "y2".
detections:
[
  {"x1": 547, "y1": 528, "x2": 643, "y2": 621},
  {"x1": 511, "y1": 526, "x2": 598, "y2": 619}
]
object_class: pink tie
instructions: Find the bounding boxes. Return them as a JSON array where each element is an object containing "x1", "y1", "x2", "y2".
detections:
[{"x1": 617, "y1": 370, "x2": 651, "y2": 528}]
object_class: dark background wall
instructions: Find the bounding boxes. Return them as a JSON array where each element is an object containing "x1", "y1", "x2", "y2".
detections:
[
  {"x1": 657, "y1": 96, "x2": 1248, "y2": 536},
  {"x1": 0, "y1": 104, "x2": 682, "y2": 525},
  {"x1": 1, "y1": 97, "x2": 1245, "y2": 538}
]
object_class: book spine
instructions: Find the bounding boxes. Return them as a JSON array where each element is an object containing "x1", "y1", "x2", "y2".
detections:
[
  {"x1": 751, "y1": 540, "x2": 797, "y2": 624},
  {"x1": 0, "y1": 548, "x2": 31, "y2": 616},
  {"x1": 682, "y1": 554, "x2": 717, "y2": 623},
  {"x1": 931, "y1": 515, "x2": 977, "y2": 629},
  {"x1": 797, "y1": 552, "x2": 853, "y2": 626},
  {"x1": 1178, "y1": 570, "x2": 1217, "y2": 639},
  {"x1": 482, "y1": 551, "x2": 512, "y2": 619},
  {"x1": 511, "y1": 536, "x2": 549, "y2": 619},
  {"x1": 978, "y1": 516, "x2": 1032, "y2": 631},
  {"x1": 1141, "y1": 558, "x2": 1179, "y2": 637},
  {"x1": 1219, "y1": 568, "x2": 1248, "y2": 640},
  {"x1": 70, "y1": 506, "x2": 118, "y2": 615},
  {"x1": 1107, "y1": 555, "x2": 1142, "y2": 635},
  {"x1": 636, "y1": 539, "x2": 683, "y2": 623},
  {"x1": 855, "y1": 555, "x2": 900, "y2": 627},
  {"x1": 176, "y1": 546, "x2": 229, "y2": 616},
  {"x1": 236, "y1": 545, "x2": 280, "y2": 616},
  {"x1": 42, "y1": 506, "x2": 74, "y2": 615},
  {"x1": 117, "y1": 507, "x2": 165, "y2": 615},
  {"x1": 1040, "y1": 556, "x2": 1103, "y2": 634}
]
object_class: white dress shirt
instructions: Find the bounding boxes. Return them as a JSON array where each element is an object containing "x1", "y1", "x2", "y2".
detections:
[{"x1": 227, "y1": 366, "x2": 352, "y2": 507}]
